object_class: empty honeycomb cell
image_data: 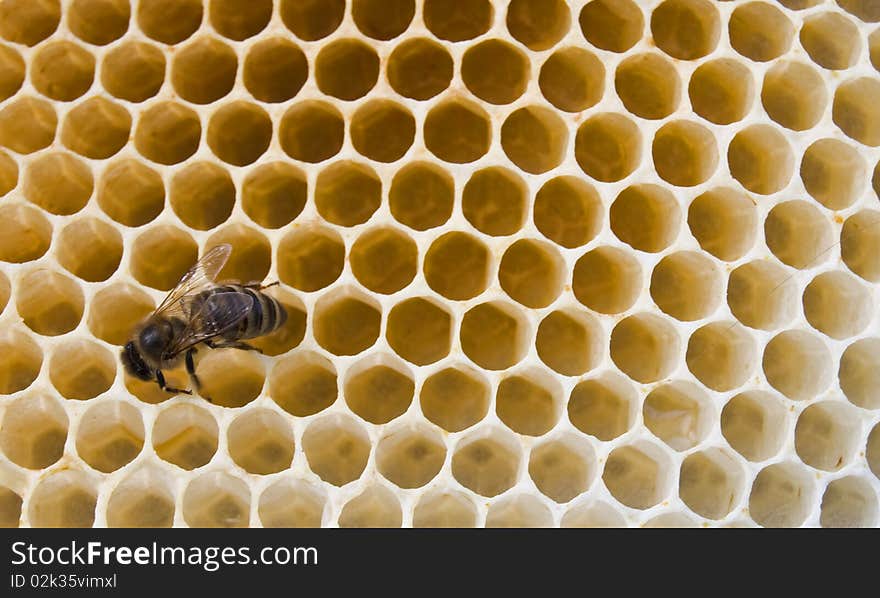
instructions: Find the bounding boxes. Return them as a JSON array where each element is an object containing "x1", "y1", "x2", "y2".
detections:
[
  {"x1": 350, "y1": 227, "x2": 418, "y2": 295},
  {"x1": 386, "y1": 297, "x2": 452, "y2": 366},
  {"x1": 125, "y1": 369, "x2": 187, "y2": 404},
  {"x1": 803, "y1": 271, "x2": 873, "y2": 340},
  {"x1": 574, "y1": 113, "x2": 642, "y2": 183},
  {"x1": 259, "y1": 480, "x2": 326, "y2": 528},
  {"x1": 644, "y1": 381, "x2": 713, "y2": 451},
  {"x1": 423, "y1": 0, "x2": 493, "y2": 42},
  {"x1": 277, "y1": 226, "x2": 344, "y2": 292},
  {"x1": 763, "y1": 330, "x2": 833, "y2": 400},
  {"x1": 68, "y1": 0, "x2": 129, "y2": 46},
  {"x1": 424, "y1": 232, "x2": 491, "y2": 300},
  {"x1": 611, "y1": 185, "x2": 680, "y2": 253},
  {"x1": 529, "y1": 435, "x2": 596, "y2": 503},
  {"x1": 872, "y1": 29, "x2": 880, "y2": 71},
  {"x1": 130, "y1": 225, "x2": 198, "y2": 291},
  {"x1": 0, "y1": 487, "x2": 21, "y2": 528},
  {"x1": 420, "y1": 366, "x2": 490, "y2": 432},
  {"x1": 578, "y1": 0, "x2": 644, "y2": 53},
  {"x1": 205, "y1": 224, "x2": 271, "y2": 284},
  {"x1": 610, "y1": 314, "x2": 680, "y2": 384},
  {"x1": 838, "y1": 0, "x2": 880, "y2": 22},
  {"x1": 24, "y1": 152, "x2": 93, "y2": 216},
  {"x1": 765, "y1": 200, "x2": 834, "y2": 270},
  {"x1": 413, "y1": 490, "x2": 478, "y2": 528},
  {"x1": 688, "y1": 188, "x2": 757, "y2": 262},
  {"x1": 462, "y1": 39, "x2": 529, "y2": 105},
  {"x1": 651, "y1": 0, "x2": 720, "y2": 61},
  {"x1": 506, "y1": 0, "x2": 571, "y2": 51},
  {"x1": 686, "y1": 322, "x2": 756, "y2": 392},
  {"x1": 821, "y1": 476, "x2": 879, "y2": 528},
  {"x1": 777, "y1": 0, "x2": 822, "y2": 8},
  {"x1": 679, "y1": 449, "x2": 745, "y2": 520},
  {"x1": 279, "y1": 101, "x2": 345, "y2": 164},
  {"x1": 486, "y1": 494, "x2": 553, "y2": 528},
  {"x1": 389, "y1": 162, "x2": 454, "y2": 231},
  {"x1": 729, "y1": 2, "x2": 794, "y2": 62},
  {"x1": 315, "y1": 39, "x2": 380, "y2": 101},
  {"x1": 0, "y1": 44, "x2": 23, "y2": 101},
  {"x1": 75, "y1": 401, "x2": 144, "y2": 473},
  {"x1": 728, "y1": 125, "x2": 794, "y2": 195},
  {"x1": 616, "y1": 53, "x2": 681, "y2": 120},
  {"x1": 241, "y1": 162, "x2": 306, "y2": 229},
  {"x1": 338, "y1": 485, "x2": 403, "y2": 528},
  {"x1": 248, "y1": 288, "x2": 307, "y2": 357},
  {"x1": 840, "y1": 338, "x2": 880, "y2": 409},
  {"x1": 49, "y1": 339, "x2": 115, "y2": 401},
  {"x1": 424, "y1": 97, "x2": 493, "y2": 165},
  {"x1": 206, "y1": 101, "x2": 272, "y2": 167},
  {"x1": 870, "y1": 424, "x2": 880, "y2": 479},
  {"x1": 171, "y1": 36, "x2": 237, "y2": 105},
  {"x1": 0, "y1": 270, "x2": 8, "y2": 313},
  {"x1": 561, "y1": 501, "x2": 627, "y2": 528},
  {"x1": 280, "y1": 0, "x2": 343, "y2": 41},
  {"x1": 762, "y1": 61, "x2": 828, "y2": 132},
  {"x1": 451, "y1": 429, "x2": 521, "y2": 498},
  {"x1": 721, "y1": 391, "x2": 787, "y2": 462},
  {"x1": 302, "y1": 414, "x2": 370, "y2": 487},
  {"x1": 169, "y1": 160, "x2": 236, "y2": 230},
  {"x1": 269, "y1": 352, "x2": 338, "y2": 417},
  {"x1": 350, "y1": 100, "x2": 416, "y2": 163},
  {"x1": 463, "y1": 168, "x2": 527, "y2": 237},
  {"x1": 0, "y1": 0, "x2": 59, "y2": 46},
  {"x1": 243, "y1": 37, "x2": 308, "y2": 104},
  {"x1": 209, "y1": 0, "x2": 271, "y2": 41},
  {"x1": 603, "y1": 442, "x2": 673, "y2": 510},
  {"x1": 0, "y1": 149, "x2": 14, "y2": 195},
  {"x1": 87, "y1": 282, "x2": 155, "y2": 346},
  {"x1": 568, "y1": 373, "x2": 637, "y2": 441},
  {"x1": 101, "y1": 41, "x2": 165, "y2": 103},
  {"x1": 795, "y1": 401, "x2": 860, "y2": 472},
  {"x1": 572, "y1": 246, "x2": 642, "y2": 314},
  {"x1": 314, "y1": 290, "x2": 381, "y2": 357},
  {"x1": 134, "y1": 101, "x2": 201, "y2": 165},
  {"x1": 0, "y1": 96, "x2": 57, "y2": 154},
  {"x1": 377, "y1": 424, "x2": 446, "y2": 489},
  {"x1": 56, "y1": 218, "x2": 123, "y2": 283},
  {"x1": 344, "y1": 357, "x2": 414, "y2": 424},
  {"x1": 31, "y1": 41, "x2": 95, "y2": 102},
  {"x1": 500, "y1": 106, "x2": 568, "y2": 175},
  {"x1": 195, "y1": 349, "x2": 265, "y2": 408},
  {"x1": 0, "y1": 330, "x2": 37, "y2": 386},
  {"x1": 183, "y1": 472, "x2": 250, "y2": 528},
  {"x1": 833, "y1": 78, "x2": 880, "y2": 146},
  {"x1": 106, "y1": 469, "x2": 175, "y2": 528},
  {"x1": 227, "y1": 409, "x2": 295, "y2": 475},
  {"x1": 0, "y1": 393, "x2": 66, "y2": 469},
  {"x1": 387, "y1": 38, "x2": 453, "y2": 102},
  {"x1": 315, "y1": 161, "x2": 381, "y2": 227},
  {"x1": 153, "y1": 404, "x2": 219, "y2": 470},
  {"x1": 28, "y1": 470, "x2": 97, "y2": 528},
  {"x1": 0, "y1": 204, "x2": 52, "y2": 263},
  {"x1": 536, "y1": 309, "x2": 603, "y2": 377},
  {"x1": 16, "y1": 269, "x2": 85, "y2": 336},
  {"x1": 137, "y1": 0, "x2": 203, "y2": 45},
  {"x1": 534, "y1": 176, "x2": 603, "y2": 249},
  {"x1": 538, "y1": 47, "x2": 605, "y2": 113},
  {"x1": 496, "y1": 370, "x2": 562, "y2": 437},
  {"x1": 499, "y1": 239, "x2": 564, "y2": 309},
  {"x1": 650, "y1": 251, "x2": 723, "y2": 321},
  {"x1": 801, "y1": 139, "x2": 866, "y2": 211},
  {"x1": 353, "y1": 0, "x2": 414, "y2": 41},
  {"x1": 461, "y1": 302, "x2": 530, "y2": 371},
  {"x1": 727, "y1": 260, "x2": 797, "y2": 331},
  {"x1": 801, "y1": 12, "x2": 861, "y2": 70},
  {"x1": 749, "y1": 462, "x2": 815, "y2": 527},
  {"x1": 652, "y1": 121, "x2": 719, "y2": 187},
  {"x1": 689, "y1": 59, "x2": 754, "y2": 126}
]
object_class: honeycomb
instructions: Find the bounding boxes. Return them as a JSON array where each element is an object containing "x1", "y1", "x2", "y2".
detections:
[{"x1": 0, "y1": 0, "x2": 879, "y2": 529}]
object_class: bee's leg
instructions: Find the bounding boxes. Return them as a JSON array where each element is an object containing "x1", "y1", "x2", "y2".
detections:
[
  {"x1": 156, "y1": 369, "x2": 192, "y2": 395},
  {"x1": 205, "y1": 339, "x2": 264, "y2": 354},
  {"x1": 244, "y1": 281, "x2": 279, "y2": 291},
  {"x1": 185, "y1": 348, "x2": 201, "y2": 392}
]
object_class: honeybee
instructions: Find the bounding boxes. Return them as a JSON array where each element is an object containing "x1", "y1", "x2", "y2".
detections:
[{"x1": 121, "y1": 244, "x2": 287, "y2": 398}]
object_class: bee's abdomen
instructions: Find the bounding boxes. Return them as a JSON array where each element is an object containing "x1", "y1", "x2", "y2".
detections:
[{"x1": 219, "y1": 285, "x2": 286, "y2": 340}]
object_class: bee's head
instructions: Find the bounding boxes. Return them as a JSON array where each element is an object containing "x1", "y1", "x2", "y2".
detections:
[{"x1": 121, "y1": 341, "x2": 153, "y2": 381}]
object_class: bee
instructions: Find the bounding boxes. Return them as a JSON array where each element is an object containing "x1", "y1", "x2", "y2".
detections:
[{"x1": 121, "y1": 244, "x2": 287, "y2": 398}]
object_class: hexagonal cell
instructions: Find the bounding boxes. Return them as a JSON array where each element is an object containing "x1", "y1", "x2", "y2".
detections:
[
  {"x1": 872, "y1": 29, "x2": 880, "y2": 71},
  {"x1": 248, "y1": 288, "x2": 307, "y2": 357},
  {"x1": 804, "y1": 271, "x2": 873, "y2": 340},
  {"x1": 313, "y1": 289, "x2": 381, "y2": 357},
  {"x1": 386, "y1": 297, "x2": 452, "y2": 366},
  {"x1": 338, "y1": 485, "x2": 403, "y2": 528},
  {"x1": 575, "y1": 113, "x2": 642, "y2": 183},
  {"x1": 652, "y1": 120, "x2": 718, "y2": 187},
  {"x1": 821, "y1": 476, "x2": 879, "y2": 528},
  {"x1": 243, "y1": 37, "x2": 307, "y2": 103},
  {"x1": 30, "y1": 41, "x2": 94, "y2": 101},
  {"x1": 451, "y1": 428, "x2": 521, "y2": 498},
  {"x1": 536, "y1": 309, "x2": 603, "y2": 377},
  {"x1": 423, "y1": 0, "x2": 492, "y2": 42},
  {"x1": 762, "y1": 61, "x2": 827, "y2": 132},
  {"x1": 840, "y1": 338, "x2": 880, "y2": 409},
  {"x1": 387, "y1": 38, "x2": 453, "y2": 101},
  {"x1": 496, "y1": 369, "x2": 562, "y2": 437},
  {"x1": 837, "y1": 0, "x2": 880, "y2": 21},
  {"x1": 749, "y1": 462, "x2": 815, "y2": 528},
  {"x1": 130, "y1": 225, "x2": 198, "y2": 291},
  {"x1": 561, "y1": 500, "x2": 627, "y2": 528},
  {"x1": 498, "y1": 239, "x2": 564, "y2": 310},
  {"x1": 529, "y1": 434, "x2": 596, "y2": 503},
  {"x1": 834, "y1": 77, "x2": 880, "y2": 147},
  {"x1": 728, "y1": 125, "x2": 794, "y2": 195},
  {"x1": 344, "y1": 355, "x2": 414, "y2": 424},
  {"x1": 679, "y1": 448, "x2": 745, "y2": 520},
  {"x1": 0, "y1": 485, "x2": 22, "y2": 528},
  {"x1": 206, "y1": 101, "x2": 271, "y2": 167},
  {"x1": 376, "y1": 423, "x2": 446, "y2": 489},
  {"x1": 686, "y1": 322, "x2": 756, "y2": 392},
  {"x1": 350, "y1": 100, "x2": 415, "y2": 164},
  {"x1": 101, "y1": 40, "x2": 165, "y2": 103},
  {"x1": 49, "y1": 339, "x2": 115, "y2": 401},
  {"x1": 277, "y1": 226, "x2": 344, "y2": 293},
  {"x1": 603, "y1": 442, "x2": 673, "y2": 510},
  {"x1": 170, "y1": 36, "x2": 237, "y2": 104},
  {"x1": 0, "y1": 204, "x2": 51, "y2": 264},
  {"x1": 579, "y1": 0, "x2": 643, "y2": 53},
  {"x1": 389, "y1": 162, "x2": 454, "y2": 231},
  {"x1": 315, "y1": 161, "x2": 381, "y2": 227},
  {"x1": 269, "y1": 351, "x2": 338, "y2": 417},
  {"x1": 209, "y1": 0, "x2": 270, "y2": 41},
  {"x1": 424, "y1": 98, "x2": 491, "y2": 164},
  {"x1": 651, "y1": 251, "x2": 722, "y2": 321},
  {"x1": 539, "y1": 46, "x2": 604, "y2": 113},
  {"x1": 350, "y1": 227, "x2": 417, "y2": 295},
  {"x1": 763, "y1": 330, "x2": 833, "y2": 401},
  {"x1": 800, "y1": 12, "x2": 860, "y2": 71},
  {"x1": 462, "y1": 167, "x2": 526, "y2": 238},
  {"x1": 502, "y1": 106, "x2": 569, "y2": 175},
  {"x1": 0, "y1": 270, "x2": 8, "y2": 313},
  {"x1": 302, "y1": 414, "x2": 370, "y2": 487},
  {"x1": 195, "y1": 348, "x2": 265, "y2": 408},
  {"x1": 76, "y1": 401, "x2": 144, "y2": 473},
  {"x1": 205, "y1": 224, "x2": 271, "y2": 284},
  {"x1": 259, "y1": 479, "x2": 326, "y2": 528},
  {"x1": 462, "y1": 39, "x2": 529, "y2": 105},
  {"x1": 688, "y1": 59, "x2": 755, "y2": 125},
  {"x1": 727, "y1": 260, "x2": 798, "y2": 331},
  {"x1": 651, "y1": 0, "x2": 720, "y2": 60},
  {"x1": 169, "y1": 161, "x2": 235, "y2": 231},
  {"x1": 278, "y1": 101, "x2": 344, "y2": 164},
  {"x1": 61, "y1": 97, "x2": 131, "y2": 160},
  {"x1": 227, "y1": 408, "x2": 295, "y2": 475},
  {"x1": 354, "y1": 0, "x2": 414, "y2": 40},
  {"x1": 0, "y1": 42, "x2": 23, "y2": 102},
  {"x1": 56, "y1": 218, "x2": 123, "y2": 283},
  {"x1": 0, "y1": 0, "x2": 59, "y2": 46},
  {"x1": 569, "y1": 373, "x2": 637, "y2": 441},
  {"x1": 152, "y1": 404, "x2": 219, "y2": 470},
  {"x1": 869, "y1": 424, "x2": 880, "y2": 480},
  {"x1": 610, "y1": 313, "x2": 681, "y2": 384},
  {"x1": 644, "y1": 381, "x2": 714, "y2": 451},
  {"x1": 461, "y1": 301, "x2": 529, "y2": 371},
  {"x1": 688, "y1": 187, "x2": 757, "y2": 262},
  {"x1": 616, "y1": 53, "x2": 680, "y2": 120},
  {"x1": 842, "y1": 211, "x2": 880, "y2": 283},
  {"x1": 610, "y1": 185, "x2": 679, "y2": 254},
  {"x1": 0, "y1": 96, "x2": 56, "y2": 154},
  {"x1": 137, "y1": 0, "x2": 203, "y2": 44},
  {"x1": 241, "y1": 162, "x2": 306, "y2": 230},
  {"x1": 16, "y1": 269, "x2": 84, "y2": 336},
  {"x1": 506, "y1": 0, "x2": 570, "y2": 51},
  {"x1": 134, "y1": 101, "x2": 201, "y2": 165},
  {"x1": 28, "y1": 470, "x2": 97, "y2": 528},
  {"x1": 23, "y1": 152, "x2": 93, "y2": 216},
  {"x1": 534, "y1": 176, "x2": 603, "y2": 249},
  {"x1": 315, "y1": 38, "x2": 379, "y2": 101},
  {"x1": 0, "y1": 393, "x2": 67, "y2": 469},
  {"x1": 97, "y1": 159, "x2": 165, "y2": 227},
  {"x1": 280, "y1": 0, "x2": 343, "y2": 40},
  {"x1": 0, "y1": 149, "x2": 16, "y2": 195},
  {"x1": 183, "y1": 472, "x2": 251, "y2": 528},
  {"x1": 729, "y1": 1, "x2": 794, "y2": 62},
  {"x1": 795, "y1": 401, "x2": 860, "y2": 472},
  {"x1": 486, "y1": 494, "x2": 553, "y2": 528},
  {"x1": 0, "y1": 328, "x2": 42, "y2": 394},
  {"x1": 721, "y1": 391, "x2": 787, "y2": 462},
  {"x1": 572, "y1": 246, "x2": 642, "y2": 314},
  {"x1": 420, "y1": 366, "x2": 490, "y2": 433},
  {"x1": 413, "y1": 489, "x2": 478, "y2": 528},
  {"x1": 106, "y1": 468, "x2": 175, "y2": 528},
  {"x1": 424, "y1": 232, "x2": 490, "y2": 301},
  {"x1": 766, "y1": 201, "x2": 834, "y2": 270}
]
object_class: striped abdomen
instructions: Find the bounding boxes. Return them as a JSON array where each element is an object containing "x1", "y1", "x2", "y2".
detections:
[{"x1": 209, "y1": 284, "x2": 287, "y2": 340}]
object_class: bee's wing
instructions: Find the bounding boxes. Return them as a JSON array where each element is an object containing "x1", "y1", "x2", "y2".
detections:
[
  {"x1": 154, "y1": 244, "x2": 232, "y2": 318},
  {"x1": 166, "y1": 291, "x2": 254, "y2": 356}
]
